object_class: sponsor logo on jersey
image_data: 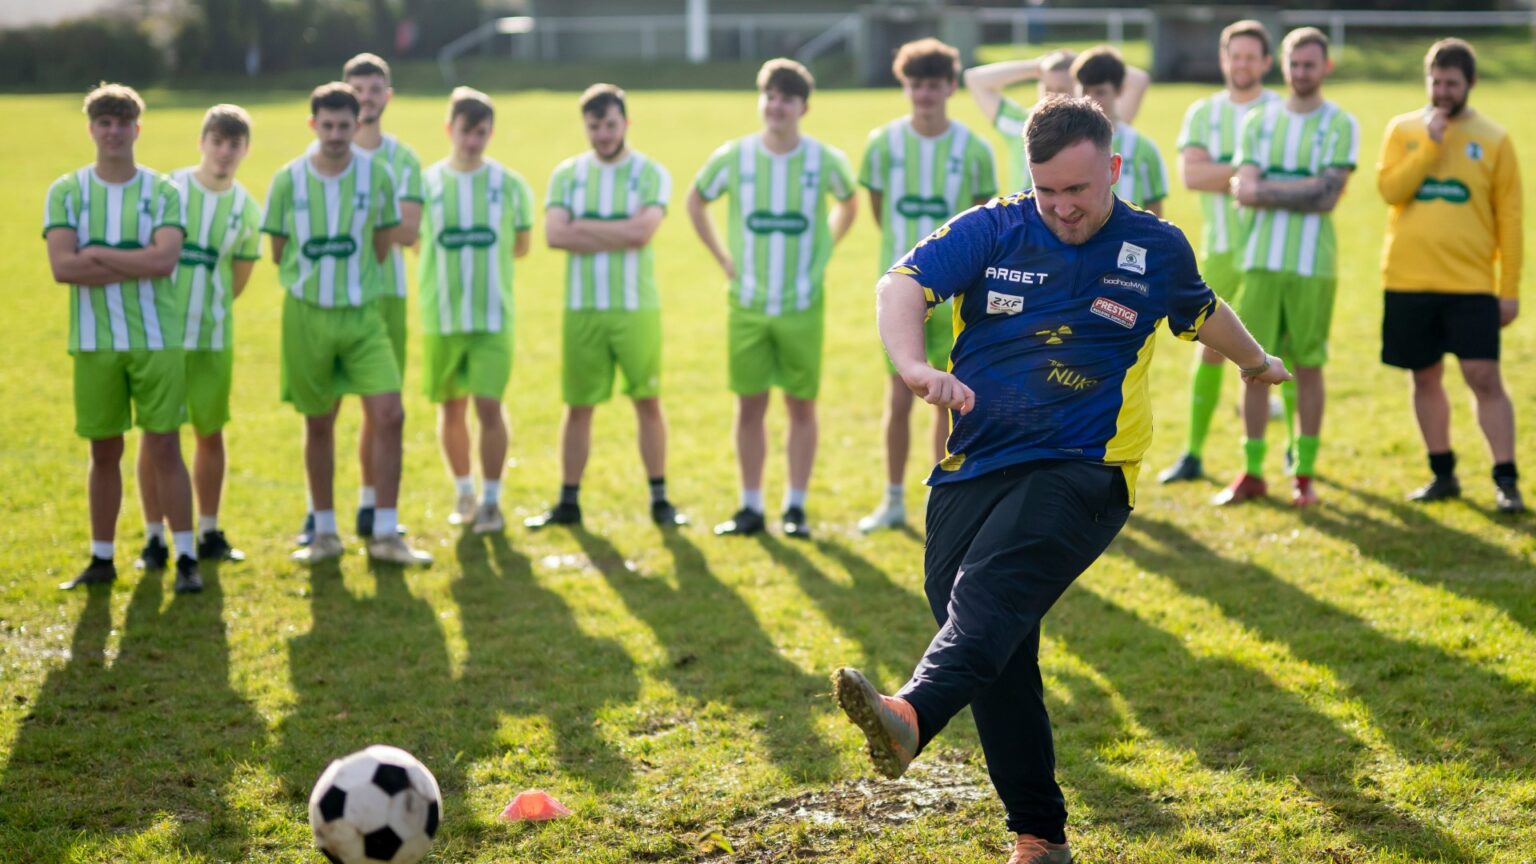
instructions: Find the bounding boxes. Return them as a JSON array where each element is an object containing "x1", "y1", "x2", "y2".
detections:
[
  {"x1": 1035, "y1": 325, "x2": 1072, "y2": 345},
  {"x1": 1090, "y1": 296, "x2": 1138, "y2": 328},
  {"x1": 1100, "y1": 274, "x2": 1149, "y2": 295},
  {"x1": 986, "y1": 290, "x2": 1024, "y2": 315},
  {"x1": 1047, "y1": 359, "x2": 1099, "y2": 391},
  {"x1": 1415, "y1": 178, "x2": 1471, "y2": 204},
  {"x1": 984, "y1": 266, "x2": 1049, "y2": 285},
  {"x1": 179, "y1": 244, "x2": 220, "y2": 270},
  {"x1": 746, "y1": 211, "x2": 811, "y2": 235},
  {"x1": 1116, "y1": 242, "x2": 1147, "y2": 275},
  {"x1": 895, "y1": 195, "x2": 951, "y2": 220},
  {"x1": 302, "y1": 236, "x2": 360, "y2": 260},
  {"x1": 439, "y1": 226, "x2": 498, "y2": 249}
]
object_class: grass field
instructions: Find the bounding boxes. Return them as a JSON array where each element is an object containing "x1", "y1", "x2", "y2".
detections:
[{"x1": 1, "y1": 65, "x2": 1534, "y2": 864}]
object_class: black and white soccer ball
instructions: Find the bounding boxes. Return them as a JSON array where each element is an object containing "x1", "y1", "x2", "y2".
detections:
[{"x1": 308, "y1": 745, "x2": 442, "y2": 864}]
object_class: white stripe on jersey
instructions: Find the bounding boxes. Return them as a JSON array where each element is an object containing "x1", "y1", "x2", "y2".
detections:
[
  {"x1": 457, "y1": 170, "x2": 476, "y2": 331},
  {"x1": 75, "y1": 168, "x2": 97, "y2": 351},
  {"x1": 941, "y1": 125, "x2": 970, "y2": 235},
  {"x1": 1297, "y1": 213, "x2": 1321, "y2": 276},
  {"x1": 736, "y1": 138, "x2": 757, "y2": 309},
  {"x1": 103, "y1": 183, "x2": 130, "y2": 350},
  {"x1": 289, "y1": 160, "x2": 315, "y2": 304},
  {"x1": 887, "y1": 124, "x2": 907, "y2": 266},
  {"x1": 430, "y1": 169, "x2": 453, "y2": 332},
  {"x1": 137, "y1": 171, "x2": 165, "y2": 350},
  {"x1": 486, "y1": 166, "x2": 505, "y2": 332},
  {"x1": 916, "y1": 131, "x2": 936, "y2": 238},
  {"x1": 183, "y1": 177, "x2": 218, "y2": 349},
  {"x1": 345, "y1": 153, "x2": 372, "y2": 306},
  {"x1": 569, "y1": 157, "x2": 588, "y2": 309},
  {"x1": 594, "y1": 160, "x2": 615, "y2": 309},
  {"x1": 764, "y1": 146, "x2": 789, "y2": 316},
  {"x1": 621, "y1": 157, "x2": 642, "y2": 310},
  {"x1": 792, "y1": 141, "x2": 821, "y2": 312},
  {"x1": 1117, "y1": 126, "x2": 1140, "y2": 202},
  {"x1": 210, "y1": 190, "x2": 244, "y2": 349}
]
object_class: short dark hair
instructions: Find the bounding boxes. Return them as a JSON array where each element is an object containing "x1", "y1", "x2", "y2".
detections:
[
  {"x1": 757, "y1": 58, "x2": 814, "y2": 101},
  {"x1": 1281, "y1": 27, "x2": 1329, "y2": 60},
  {"x1": 579, "y1": 83, "x2": 627, "y2": 118},
  {"x1": 893, "y1": 37, "x2": 960, "y2": 83},
  {"x1": 1071, "y1": 46, "x2": 1126, "y2": 91},
  {"x1": 1221, "y1": 19, "x2": 1272, "y2": 58},
  {"x1": 448, "y1": 86, "x2": 494, "y2": 127},
  {"x1": 83, "y1": 82, "x2": 144, "y2": 122},
  {"x1": 1425, "y1": 37, "x2": 1476, "y2": 84},
  {"x1": 342, "y1": 52, "x2": 391, "y2": 83},
  {"x1": 1025, "y1": 95, "x2": 1113, "y2": 165},
  {"x1": 201, "y1": 104, "x2": 252, "y2": 142},
  {"x1": 310, "y1": 81, "x2": 360, "y2": 117}
]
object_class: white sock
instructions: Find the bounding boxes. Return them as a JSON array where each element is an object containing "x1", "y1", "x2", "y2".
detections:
[
  {"x1": 784, "y1": 487, "x2": 808, "y2": 511},
  {"x1": 455, "y1": 475, "x2": 475, "y2": 497},
  {"x1": 314, "y1": 509, "x2": 338, "y2": 534},
  {"x1": 373, "y1": 507, "x2": 398, "y2": 539},
  {"x1": 886, "y1": 484, "x2": 904, "y2": 507},
  {"x1": 145, "y1": 522, "x2": 166, "y2": 541},
  {"x1": 741, "y1": 488, "x2": 764, "y2": 513},
  {"x1": 483, "y1": 479, "x2": 501, "y2": 505},
  {"x1": 173, "y1": 531, "x2": 197, "y2": 561},
  {"x1": 359, "y1": 486, "x2": 377, "y2": 509},
  {"x1": 199, "y1": 514, "x2": 218, "y2": 536},
  {"x1": 91, "y1": 540, "x2": 114, "y2": 560}
]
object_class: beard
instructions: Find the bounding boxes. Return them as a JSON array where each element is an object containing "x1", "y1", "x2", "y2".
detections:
[
  {"x1": 597, "y1": 136, "x2": 626, "y2": 160},
  {"x1": 1435, "y1": 97, "x2": 1467, "y2": 117}
]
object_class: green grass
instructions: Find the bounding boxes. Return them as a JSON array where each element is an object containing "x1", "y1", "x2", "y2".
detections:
[{"x1": 1, "y1": 72, "x2": 1534, "y2": 864}]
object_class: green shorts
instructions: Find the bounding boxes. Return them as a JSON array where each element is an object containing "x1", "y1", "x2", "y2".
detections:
[
  {"x1": 562, "y1": 309, "x2": 662, "y2": 406},
  {"x1": 185, "y1": 349, "x2": 234, "y2": 436},
  {"x1": 1202, "y1": 251, "x2": 1244, "y2": 303},
  {"x1": 729, "y1": 305, "x2": 824, "y2": 400},
  {"x1": 885, "y1": 299, "x2": 955, "y2": 373},
  {"x1": 73, "y1": 349, "x2": 186, "y2": 439},
  {"x1": 423, "y1": 330, "x2": 513, "y2": 403},
  {"x1": 378, "y1": 294, "x2": 408, "y2": 374},
  {"x1": 1232, "y1": 270, "x2": 1338, "y2": 368},
  {"x1": 280, "y1": 295, "x2": 402, "y2": 416}
]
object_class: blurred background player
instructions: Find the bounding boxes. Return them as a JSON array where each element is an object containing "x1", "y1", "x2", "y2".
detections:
[
  {"x1": 1160, "y1": 21, "x2": 1281, "y2": 484},
  {"x1": 418, "y1": 87, "x2": 533, "y2": 534},
  {"x1": 1071, "y1": 46, "x2": 1168, "y2": 216},
  {"x1": 297, "y1": 53, "x2": 423, "y2": 543},
  {"x1": 529, "y1": 84, "x2": 685, "y2": 530},
  {"x1": 965, "y1": 50, "x2": 1148, "y2": 192},
  {"x1": 138, "y1": 104, "x2": 263, "y2": 568},
  {"x1": 1377, "y1": 38, "x2": 1524, "y2": 513},
  {"x1": 1221, "y1": 27, "x2": 1358, "y2": 507},
  {"x1": 857, "y1": 38, "x2": 997, "y2": 533},
  {"x1": 264, "y1": 82, "x2": 429, "y2": 565},
  {"x1": 44, "y1": 83, "x2": 201, "y2": 592},
  {"x1": 688, "y1": 59, "x2": 857, "y2": 539}
]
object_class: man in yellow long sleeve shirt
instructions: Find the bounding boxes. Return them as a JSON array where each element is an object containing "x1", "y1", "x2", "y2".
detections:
[{"x1": 1378, "y1": 38, "x2": 1524, "y2": 513}]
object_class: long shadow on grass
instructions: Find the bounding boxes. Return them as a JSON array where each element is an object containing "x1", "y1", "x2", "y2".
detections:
[
  {"x1": 572, "y1": 528, "x2": 839, "y2": 782},
  {"x1": 452, "y1": 532, "x2": 637, "y2": 789},
  {"x1": 272, "y1": 560, "x2": 461, "y2": 804},
  {"x1": 0, "y1": 566, "x2": 261, "y2": 861},
  {"x1": 1304, "y1": 483, "x2": 1536, "y2": 635},
  {"x1": 753, "y1": 536, "x2": 930, "y2": 679},
  {"x1": 1118, "y1": 516, "x2": 1536, "y2": 776},
  {"x1": 1052, "y1": 571, "x2": 1474, "y2": 861}
]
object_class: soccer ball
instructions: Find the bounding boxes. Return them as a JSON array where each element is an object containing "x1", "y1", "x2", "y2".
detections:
[{"x1": 308, "y1": 745, "x2": 442, "y2": 864}]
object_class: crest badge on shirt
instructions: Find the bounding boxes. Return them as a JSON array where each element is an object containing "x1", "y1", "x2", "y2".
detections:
[
  {"x1": 1466, "y1": 141, "x2": 1483, "y2": 161},
  {"x1": 1117, "y1": 241, "x2": 1147, "y2": 275}
]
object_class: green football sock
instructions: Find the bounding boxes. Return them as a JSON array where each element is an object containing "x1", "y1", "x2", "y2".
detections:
[
  {"x1": 1244, "y1": 438, "x2": 1268, "y2": 476},
  {"x1": 1187, "y1": 361, "x2": 1225, "y2": 458},
  {"x1": 1296, "y1": 434, "x2": 1321, "y2": 477}
]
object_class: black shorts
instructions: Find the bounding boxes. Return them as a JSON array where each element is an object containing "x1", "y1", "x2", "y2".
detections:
[{"x1": 1381, "y1": 291, "x2": 1500, "y2": 370}]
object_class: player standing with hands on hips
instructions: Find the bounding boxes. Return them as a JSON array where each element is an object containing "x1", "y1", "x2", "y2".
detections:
[{"x1": 831, "y1": 96, "x2": 1290, "y2": 864}]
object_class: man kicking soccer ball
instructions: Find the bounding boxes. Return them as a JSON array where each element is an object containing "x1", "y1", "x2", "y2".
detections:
[{"x1": 833, "y1": 96, "x2": 1289, "y2": 864}]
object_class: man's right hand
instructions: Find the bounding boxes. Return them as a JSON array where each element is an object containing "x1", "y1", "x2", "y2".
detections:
[
  {"x1": 900, "y1": 364, "x2": 975, "y2": 414},
  {"x1": 1426, "y1": 108, "x2": 1450, "y2": 144},
  {"x1": 719, "y1": 255, "x2": 737, "y2": 281}
]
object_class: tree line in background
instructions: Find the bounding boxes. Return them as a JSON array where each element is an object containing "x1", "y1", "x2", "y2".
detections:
[{"x1": 0, "y1": 0, "x2": 482, "y2": 88}]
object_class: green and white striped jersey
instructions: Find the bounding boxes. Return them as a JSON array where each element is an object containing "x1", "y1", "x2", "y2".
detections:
[
  {"x1": 694, "y1": 134, "x2": 856, "y2": 315},
  {"x1": 43, "y1": 166, "x2": 185, "y2": 353},
  {"x1": 418, "y1": 158, "x2": 534, "y2": 335},
  {"x1": 546, "y1": 150, "x2": 671, "y2": 311},
  {"x1": 1112, "y1": 122, "x2": 1170, "y2": 208},
  {"x1": 1235, "y1": 100, "x2": 1359, "y2": 277},
  {"x1": 362, "y1": 135, "x2": 421, "y2": 300},
  {"x1": 170, "y1": 169, "x2": 262, "y2": 351},
  {"x1": 860, "y1": 117, "x2": 997, "y2": 269},
  {"x1": 261, "y1": 151, "x2": 401, "y2": 308},
  {"x1": 1177, "y1": 89, "x2": 1281, "y2": 257},
  {"x1": 992, "y1": 96, "x2": 1033, "y2": 192}
]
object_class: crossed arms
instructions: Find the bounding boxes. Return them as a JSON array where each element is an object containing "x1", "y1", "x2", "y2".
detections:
[
  {"x1": 47, "y1": 226, "x2": 183, "y2": 286},
  {"x1": 546, "y1": 204, "x2": 664, "y2": 255},
  {"x1": 1231, "y1": 164, "x2": 1351, "y2": 213}
]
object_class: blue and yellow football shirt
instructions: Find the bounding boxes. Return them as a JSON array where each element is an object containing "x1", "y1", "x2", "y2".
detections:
[{"x1": 891, "y1": 192, "x2": 1218, "y2": 502}]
